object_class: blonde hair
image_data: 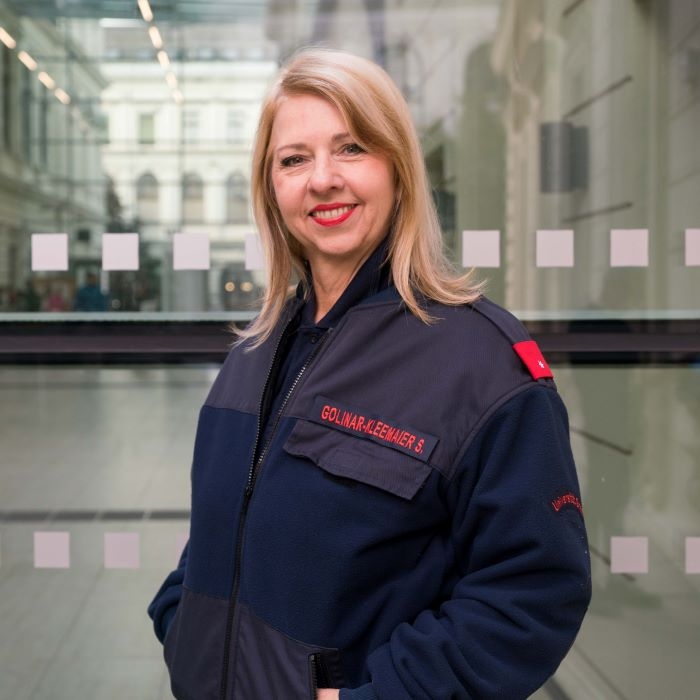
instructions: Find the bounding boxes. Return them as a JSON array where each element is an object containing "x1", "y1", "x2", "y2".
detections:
[{"x1": 239, "y1": 47, "x2": 481, "y2": 346}]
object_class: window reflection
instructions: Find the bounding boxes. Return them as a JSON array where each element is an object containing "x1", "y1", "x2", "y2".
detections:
[
  {"x1": 138, "y1": 112, "x2": 155, "y2": 144},
  {"x1": 181, "y1": 172, "x2": 204, "y2": 223},
  {"x1": 226, "y1": 172, "x2": 249, "y2": 224},
  {"x1": 0, "y1": 0, "x2": 694, "y2": 319},
  {"x1": 183, "y1": 109, "x2": 199, "y2": 144},
  {"x1": 136, "y1": 172, "x2": 159, "y2": 223}
]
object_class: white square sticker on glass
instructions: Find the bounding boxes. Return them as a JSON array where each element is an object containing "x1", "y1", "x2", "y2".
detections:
[
  {"x1": 610, "y1": 229, "x2": 649, "y2": 267},
  {"x1": 31, "y1": 233, "x2": 69, "y2": 271},
  {"x1": 610, "y1": 536, "x2": 648, "y2": 574},
  {"x1": 685, "y1": 229, "x2": 700, "y2": 266},
  {"x1": 461, "y1": 230, "x2": 500, "y2": 268},
  {"x1": 34, "y1": 531, "x2": 71, "y2": 569},
  {"x1": 686, "y1": 537, "x2": 700, "y2": 574},
  {"x1": 173, "y1": 232, "x2": 210, "y2": 270},
  {"x1": 104, "y1": 532, "x2": 140, "y2": 570},
  {"x1": 245, "y1": 234, "x2": 265, "y2": 271},
  {"x1": 102, "y1": 233, "x2": 139, "y2": 270},
  {"x1": 536, "y1": 229, "x2": 574, "y2": 268}
]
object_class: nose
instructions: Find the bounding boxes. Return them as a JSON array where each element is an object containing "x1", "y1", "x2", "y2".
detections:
[{"x1": 308, "y1": 154, "x2": 342, "y2": 193}]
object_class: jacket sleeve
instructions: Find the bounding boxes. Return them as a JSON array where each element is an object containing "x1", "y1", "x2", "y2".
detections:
[
  {"x1": 147, "y1": 540, "x2": 189, "y2": 644},
  {"x1": 341, "y1": 384, "x2": 592, "y2": 700}
]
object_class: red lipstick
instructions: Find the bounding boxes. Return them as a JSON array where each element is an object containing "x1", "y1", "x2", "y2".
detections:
[{"x1": 310, "y1": 203, "x2": 357, "y2": 227}]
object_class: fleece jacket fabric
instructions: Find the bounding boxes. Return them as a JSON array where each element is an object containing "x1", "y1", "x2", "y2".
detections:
[{"x1": 148, "y1": 243, "x2": 591, "y2": 700}]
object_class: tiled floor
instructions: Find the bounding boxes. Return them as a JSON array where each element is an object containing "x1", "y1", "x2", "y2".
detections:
[
  {"x1": 0, "y1": 527, "x2": 174, "y2": 699},
  {"x1": 0, "y1": 365, "x2": 698, "y2": 699},
  {"x1": 0, "y1": 366, "x2": 208, "y2": 700}
]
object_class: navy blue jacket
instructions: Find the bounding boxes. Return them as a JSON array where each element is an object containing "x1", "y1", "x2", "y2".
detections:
[{"x1": 148, "y1": 254, "x2": 591, "y2": 700}]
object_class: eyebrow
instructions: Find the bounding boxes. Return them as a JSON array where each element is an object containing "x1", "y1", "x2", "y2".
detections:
[{"x1": 274, "y1": 132, "x2": 352, "y2": 155}]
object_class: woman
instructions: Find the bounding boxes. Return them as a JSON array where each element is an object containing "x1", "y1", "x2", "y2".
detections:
[{"x1": 149, "y1": 48, "x2": 591, "y2": 700}]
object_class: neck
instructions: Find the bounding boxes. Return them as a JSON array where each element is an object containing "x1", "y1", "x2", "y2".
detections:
[{"x1": 309, "y1": 257, "x2": 367, "y2": 323}]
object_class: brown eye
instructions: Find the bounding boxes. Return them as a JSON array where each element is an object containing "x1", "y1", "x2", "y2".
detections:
[
  {"x1": 280, "y1": 155, "x2": 304, "y2": 167},
  {"x1": 342, "y1": 143, "x2": 365, "y2": 155}
]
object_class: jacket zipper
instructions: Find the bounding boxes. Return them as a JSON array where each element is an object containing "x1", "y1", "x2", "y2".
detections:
[
  {"x1": 310, "y1": 654, "x2": 319, "y2": 700},
  {"x1": 219, "y1": 326, "x2": 332, "y2": 699},
  {"x1": 310, "y1": 653, "x2": 331, "y2": 697},
  {"x1": 218, "y1": 320, "x2": 292, "y2": 700},
  {"x1": 247, "y1": 330, "x2": 331, "y2": 494}
]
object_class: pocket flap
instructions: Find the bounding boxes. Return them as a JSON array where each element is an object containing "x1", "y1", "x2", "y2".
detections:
[{"x1": 284, "y1": 419, "x2": 432, "y2": 500}]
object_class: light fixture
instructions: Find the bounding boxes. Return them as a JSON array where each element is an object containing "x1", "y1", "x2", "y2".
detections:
[
  {"x1": 18, "y1": 50, "x2": 37, "y2": 71},
  {"x1": 157, "y1": 50, "x2": 170, "y2": 70},
  {"x1": 0, "y1": 27, "x2": 16, "y2": 49},
  {"x1": 54, "y1": 88, "x2": 71, "y2": 104},
  {"x1": 139, "y1": 3, "x2": 180, "y2": 103},
  {"x1": 148, "y1": 25, "x2": 163, "y2": 49},
  {"x1": 137, "y1": 0, "x2": 154, "y2": 23},
  {"x1": 38, "y1": 71, "x2": 55, "y2": 90}
]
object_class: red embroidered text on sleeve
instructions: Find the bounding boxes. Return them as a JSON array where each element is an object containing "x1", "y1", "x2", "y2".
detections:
[{"x1": 551, "y1": 492, "x2": 583, "y2": 515}]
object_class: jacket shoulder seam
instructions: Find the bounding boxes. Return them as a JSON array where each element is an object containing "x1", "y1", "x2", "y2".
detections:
[{"x1": 450, "y1": 382, "x2": 557, "y2": 480}]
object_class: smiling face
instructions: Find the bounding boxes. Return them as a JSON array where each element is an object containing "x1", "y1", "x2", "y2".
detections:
[{"x1": 269, "y1": 94, "x2": 396, "y2": 282}]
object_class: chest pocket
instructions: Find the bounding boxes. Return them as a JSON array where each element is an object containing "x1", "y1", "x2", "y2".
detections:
[{"x1": 283, "y1": 418, "x2": 433, "y2": 501}]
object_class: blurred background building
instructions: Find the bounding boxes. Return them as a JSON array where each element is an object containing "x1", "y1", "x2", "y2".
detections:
[
  {"x1": 0, "y1": 1, "x2": 698, "y2": 699},
  {"x1": 100, "y1": 19, "x2": 275, "y2": 311}
]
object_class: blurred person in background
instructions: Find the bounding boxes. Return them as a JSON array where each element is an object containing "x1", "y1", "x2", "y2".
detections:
[
  {"x1": 44, "y1": 283, "x2": 69, "y2": 312},
  {"x1": 16, "y1": 278, "x2": 42, "y2": 311},
  {"x1": 73, "y1": 271, "x2": 108, "y2": 311}
]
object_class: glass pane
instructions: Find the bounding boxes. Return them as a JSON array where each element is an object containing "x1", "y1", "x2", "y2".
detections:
[
  {"x1": 553, "y1": 363, "x2": 700, "y2": 698},
  {"x1": 2, "y1": 361, "x2": 699, "y2": 698},
  {"x1": 0, "y1": 0, "x2": 694, "y2": 320},
  {"x1": 0, "y1": 1, "x2": 698, "y2": 698},
  {"x1": 0, "y1": 365, "x2": 210, "y2": 699}
]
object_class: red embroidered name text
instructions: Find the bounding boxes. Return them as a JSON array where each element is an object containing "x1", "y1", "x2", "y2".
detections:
[
  {"x1": 320, "y1": 403, "x2": 425, "y2": 454},
  {"x1": 551, "y1": 492, "x2": 583, "y2": 515},
  {"x1": 310, "y1": 396, "x2": 439, "y2": 462}
]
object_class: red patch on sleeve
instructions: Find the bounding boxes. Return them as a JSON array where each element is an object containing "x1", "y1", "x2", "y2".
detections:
[{"x1": 513, "y1": 340, "x2": 553, "y2": 380}]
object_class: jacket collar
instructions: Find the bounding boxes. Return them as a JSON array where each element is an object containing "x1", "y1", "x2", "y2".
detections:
[{"x1": 298, "y1": 237, "x2": 392, "y2": 329}]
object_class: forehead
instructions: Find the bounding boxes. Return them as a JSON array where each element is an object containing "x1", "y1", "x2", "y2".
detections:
[{"x1": 270, "y1": 94, "x2": 348, "y2": 145}]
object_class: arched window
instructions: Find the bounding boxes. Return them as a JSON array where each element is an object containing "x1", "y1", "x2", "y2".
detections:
[
  {"x1": 136, "y1": 172, "x2": 159, "y2": 222},
  {"x1": 226, "y1": 172, "x2": 249, "y2": 224},
  {"x1": 182, "y1": 172, "x2": 204, "y2": 223}
]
